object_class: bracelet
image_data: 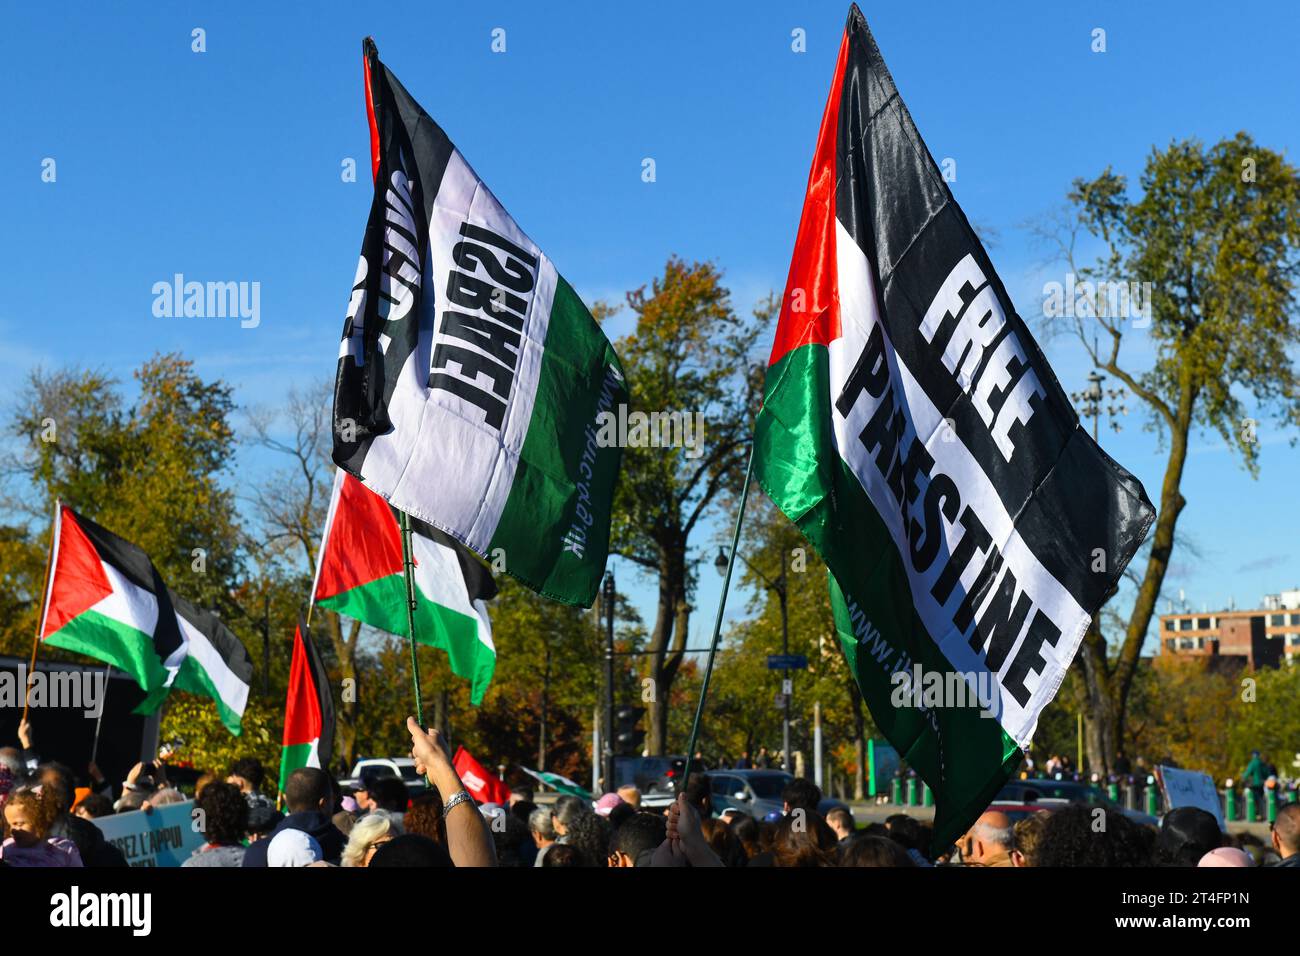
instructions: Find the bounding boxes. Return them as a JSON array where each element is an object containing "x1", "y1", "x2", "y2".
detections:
[{"x1": 442, "y1": 790, "x2": 472, "y2": 818}]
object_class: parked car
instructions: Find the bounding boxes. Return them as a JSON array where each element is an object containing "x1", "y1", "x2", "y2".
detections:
[
  {"x1": 708, "y1": 769, "x2": 794, "y2": 819},
  {"x1": 613, "y1": 755, "x2": 692, "y2": 807},
  {"x1": 995, "y1": 779, "x2": 1159, "y2": 826},
  {"x1": 339, "y1": 758, "x2": 429, "y2": 796}
]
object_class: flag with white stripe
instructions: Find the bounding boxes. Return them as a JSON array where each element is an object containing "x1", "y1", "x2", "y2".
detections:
[
  {"x1": 752, "y1": 5, "x2": 1154, "y2": 854},
  {"x1": 332, "y1": 39, "x2": 627, "y2": 609}
]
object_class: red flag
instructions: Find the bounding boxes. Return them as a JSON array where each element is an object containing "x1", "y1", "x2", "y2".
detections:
[{"x1": 452, "y1": 745, "x2": 510, "y2": 804}]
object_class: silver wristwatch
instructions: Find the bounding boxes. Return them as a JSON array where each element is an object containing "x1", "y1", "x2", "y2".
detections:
[{"x1": 442, "y1": 789, "x2": 472, "y2": 817}]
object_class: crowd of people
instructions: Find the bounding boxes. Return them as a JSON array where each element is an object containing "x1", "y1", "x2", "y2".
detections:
[{"x1": 3, "y1": 715, "x2": 1299, "y2": 868}]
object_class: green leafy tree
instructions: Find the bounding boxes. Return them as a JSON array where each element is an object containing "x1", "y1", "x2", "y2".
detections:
[
  {"x1": 11, "y1": 354, "x2": 244, "y2": 614},
  {"x1": 1046, "y1": 134, "x2": 1300, "y2": 772},
  {"x1": 608, "y1": 259, "x2": 766, "y2": 754}
]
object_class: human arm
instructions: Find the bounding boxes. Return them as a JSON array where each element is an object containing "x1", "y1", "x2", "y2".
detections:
[{"x1": 406, "y1": 717, "x2": 497, "y2": 867}]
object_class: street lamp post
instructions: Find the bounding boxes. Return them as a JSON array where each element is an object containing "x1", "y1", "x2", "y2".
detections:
[
  {"x1": 1069, "y1": 369, "x2": 1128, "y2": 776},
  {"x1": 1070, "y1": 369, "x2": 1128, "y2": 442},
  {"x1": 717, "y1": 546, "x2": 791, "y2": 774},
  {"x1": 602, "y1": 571, "x2": 615, "y2": 794}
]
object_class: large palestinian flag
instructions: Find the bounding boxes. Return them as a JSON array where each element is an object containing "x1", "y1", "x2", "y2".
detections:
[
  {"x1": 752, "y1": 6, "x2": 1154, "y2": 854},
  {"x1": 38, "y1": 504, "x2": 183, "y2": 697},
  {"x1": 312, "y1": 469, "x2": 498, "y2": 704},
  {"x1": 332, "y1": 39, "x2": 627, "y2": 609},
  {"x1": 279, "y1": 619, "x2": 335, "y2": 792}
]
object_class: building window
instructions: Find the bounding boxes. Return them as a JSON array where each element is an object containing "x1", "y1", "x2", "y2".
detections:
[
  {"x1": 1179, "y1": 618, "x2": 1193, "y2": 631},
  {"x1": 1196, "y1": 617, "x2": 1211, "y2": 630},
  {"x1": 1270, "y1": 614, "x2": 1285, "y2": 627},
  {"x1": 1291, "y1": 613, "x2": 1300, "y2": 626},
  {"x1": 1165, "y1": 618, "x2": 1176, "y2": 631}
]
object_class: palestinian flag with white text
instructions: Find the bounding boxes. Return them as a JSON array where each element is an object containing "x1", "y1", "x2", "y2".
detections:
[
  {"x1": 752, "y1": 6, "x2": 1154, "y2": 854},
  {"x1": 332, "y1": 39, "x2": 627, "y2": 608},
  {"x1": 279, "y1": 619, "x2": 335, "y2": 792},
  {"x1": 312, "y1": 469, "x2": 498, "y2": 704},
  {"x1": 38, "y1": 504, "x2": 183, "y2": 697}
]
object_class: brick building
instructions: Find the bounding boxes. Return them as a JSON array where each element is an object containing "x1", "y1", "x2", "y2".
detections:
[{"x1": 1158, "y1": 589, "x2": 1300, "y2": 669}]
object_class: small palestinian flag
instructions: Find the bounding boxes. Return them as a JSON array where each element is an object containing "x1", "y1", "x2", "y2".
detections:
[
  {"x1": 452, "y1": 745, "x2": 511, "y2": 804},
  {"x1": 312, "y1": 469, "x2": 498, "y2": 704},
  {"x1": 166, "y1": 593, "x2": 253, "y2": 735},
  {"x1": 332, "y1": 39, "x2": 627, "y2": 609},
  {"x1": 751, "y1": 6, "x2": 1153, "y2": 854},
  {"x1": 38, "y1": 503, "x2": 183, "y2": 697},
  {"x1": 279, "y1": 618, "x2": 335, "y2": 792},
  {"x1": 519, "y1": 766, "x2": 592, "y2": 800}
]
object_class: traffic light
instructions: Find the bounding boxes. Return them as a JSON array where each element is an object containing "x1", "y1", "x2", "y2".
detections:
[{"x1": 613, "y1": 705, "x2": 645, "y2": 755}]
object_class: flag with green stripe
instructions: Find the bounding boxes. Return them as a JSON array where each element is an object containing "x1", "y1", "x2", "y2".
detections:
[
  {"x1": 332, "y1": 39, "x2": 627, "y2": 609},
  {"x1": 280, "y1": 618, "x2": 335, "y2": 792},
  {"x1": 312, "y1": 469, "x2": 498, "y2": 704},
  {"x1": 39, "y1": 503, "x2": 184, "y2": 698},
  {"x1": 752, "y1": 6, "x2": 1154, "y2": 856},
  {"x1": 164, "y1": 592, "x2": 253, "y2": 735}
]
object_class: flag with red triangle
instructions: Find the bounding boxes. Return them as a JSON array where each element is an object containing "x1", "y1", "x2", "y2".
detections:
[
  {"x1": 751, "y1": 5, "x2": 1154, "y2": 855},
  {"x1": 39, "y1": 502, "x2": 184, "y2": 697},
  {"x1": 311, "y1": 469, "x2": 497, "y2": 704},
  {"x1": 279, "y1": 618, "x2": 335, "y2": 792}
]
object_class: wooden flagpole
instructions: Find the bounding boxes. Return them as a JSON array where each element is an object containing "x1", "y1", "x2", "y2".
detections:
[
  {"x1": 21, "y1": 500, "x2": 59, "y2": 728},
  {"x1": 680, "y1": 448, "x2": 754, "y2": 794}
]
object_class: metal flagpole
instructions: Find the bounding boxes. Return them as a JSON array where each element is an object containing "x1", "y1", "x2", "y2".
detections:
[
  {"x1": 90, "y1": 664, "x2": 112, "y2": 764},
  {"x1": 680, "y1": 448, "x2": 754, "y2": 794},
  {"x1": 398, "y1": 509, "x2": 425, "y2": 726}
]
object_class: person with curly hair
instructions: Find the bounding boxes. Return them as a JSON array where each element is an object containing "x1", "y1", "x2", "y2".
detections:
[
  {"x1": 1034, "y1": 804, "x2": 1152, "y2": 867},
  {"x1": 1, "y1": 785, "x2": 83, "y2": 867},
  {"x1": 183, "y1": 781, "x2": 249, "y2": 867},
  {"x1": 562, "y1": 807, "x2": 611, "y2": 867},
  {"x1": 402, "y1": 790, "x2": 447, "y2": 846}
]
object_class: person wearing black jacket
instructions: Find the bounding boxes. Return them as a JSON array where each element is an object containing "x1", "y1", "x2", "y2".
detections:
[
  {"x1": 242, "y1": 767, "x2": 345, "y2": 867},
  {"x1": 38, "y1": 762, "x2": 128, "y2": 867}
]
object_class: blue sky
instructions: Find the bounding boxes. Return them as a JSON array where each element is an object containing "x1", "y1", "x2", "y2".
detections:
[{"x1": 4, "y1": 1, "x2": 1298, "y2": 654}]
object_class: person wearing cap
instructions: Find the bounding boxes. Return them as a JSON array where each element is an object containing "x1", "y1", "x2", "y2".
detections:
[
  {"x1": 594, "y1": 792, "x2": 625, "y2": 817},
  {"x1": 267, "y1": 828, "x2": 323, "y2": 867},
  {"x1": 356, "y1": 774, "x2": 409, "y2": 827},
  {"x1": 227, "y1": 758, "x2": 274, "y2": 812},
  {"x1": 242, "y1": 768, "x2": 345, "y2": 867}
]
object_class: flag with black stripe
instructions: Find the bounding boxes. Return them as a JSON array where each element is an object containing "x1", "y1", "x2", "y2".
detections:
[{"x1": 752, "y1": 4, "x2": 1154, "y2": 855}]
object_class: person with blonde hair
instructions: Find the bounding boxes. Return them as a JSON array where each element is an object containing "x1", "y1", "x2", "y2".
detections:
[{"x1": 341, "y1": 809, "x2": 402, "y2": 867}]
